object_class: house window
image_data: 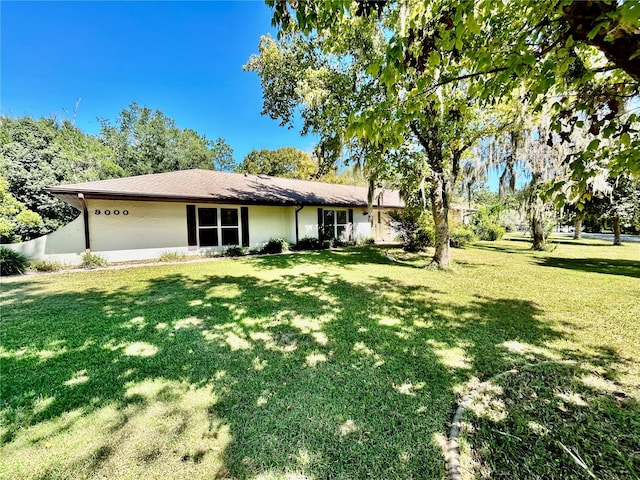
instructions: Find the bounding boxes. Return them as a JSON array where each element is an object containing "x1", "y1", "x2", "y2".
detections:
[
  {"x1": 197, "y1": 207, "x2": 240, "y2": 247},
  {"x1": 220, "y1": 208, "x2": 239, "y2": 246},
  {"x1": 198, "y1": 208, "x2": 218, "y2": 247},
  {"x1": 323, "y1": 209, "x2": 349, "y2": 240}
]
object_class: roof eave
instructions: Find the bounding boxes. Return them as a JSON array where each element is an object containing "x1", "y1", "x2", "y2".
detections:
[{"x1": 46, "y1": 188, "x2": 403, "y2": 208}]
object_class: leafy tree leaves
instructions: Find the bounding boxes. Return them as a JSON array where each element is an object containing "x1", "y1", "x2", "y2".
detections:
[{"x1": 1, "y1": 102, "x2": 235, "y2": 241}]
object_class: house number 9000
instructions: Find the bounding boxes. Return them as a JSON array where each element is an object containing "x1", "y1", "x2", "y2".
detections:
[{"x1": 94, "y1": 209, "x2": 129, "y2": 216}]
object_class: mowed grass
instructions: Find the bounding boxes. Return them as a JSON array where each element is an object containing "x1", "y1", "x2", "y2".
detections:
[{"x1": 1, "y1": 236, "x2": 638, "y2": 479}]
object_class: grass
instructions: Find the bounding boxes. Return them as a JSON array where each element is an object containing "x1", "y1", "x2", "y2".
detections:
[
  {"x1": 157, "y1": 251, "x2": 190, "y2": 262},
  {"x1": 1, "y1": 235, "x2": 638, "y2": 479}
]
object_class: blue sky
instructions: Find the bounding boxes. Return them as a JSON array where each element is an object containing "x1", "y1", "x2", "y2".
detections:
[{"x1": 1, "y1": 1, "x2": 317, "y2": 162}]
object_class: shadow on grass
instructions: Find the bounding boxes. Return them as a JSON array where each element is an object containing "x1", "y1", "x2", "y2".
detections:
[
  {"x1": 460, "y1": 361, "x2": 640, "y2": 479},
  {"x1": 508, "y1": 235, "x2": 615, "y2": 248},
  {"x1": 472, "y1": 242, "x2": 534, "y2": 255},
  {"x1": 537, "y1": 257, "x2": 640, "y2": 279},
  {"x1": 249, "y1": 246, "x2": 426, "y2": 271},
  {"x1": 0, "y1": 255, "x2": 636, "y2": 479}
]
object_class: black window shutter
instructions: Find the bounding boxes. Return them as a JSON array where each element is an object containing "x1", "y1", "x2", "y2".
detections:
[
  {"x1": 186, "y1": 205, "x2": 197, "y2": 246},
  {"x1": 241, "y1": 207, "x2": 249, "y2": 247},
  {"x1": 348, "y1": 208, "x2": 354, "y2": 240},
  {"x1": 317, "y1": 208, "x2": 324, "y2": 240}
]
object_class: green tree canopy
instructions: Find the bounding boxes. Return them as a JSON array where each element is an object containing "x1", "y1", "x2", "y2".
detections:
[
  {"x1": 1, "y1": 103, "x2": 235, "y2": 241},
  {"x1": 260, "y1": 0, "x2": 639, "y2": 264},
  {"x1": 100, "y1": 102, "x2": 236, "y2": 176},
  {"x1": 253, "y1": 3, "x2": 499, "y2": 266},
  {"x1": 0, "y1": 117, "x2": 82, "y2": 239},
  {"x1": 236, "y1": 147, "x2": 318, "y2": 179},
  {"x1": 0, "y1": 177, "x2": 42, "y2": 243}
]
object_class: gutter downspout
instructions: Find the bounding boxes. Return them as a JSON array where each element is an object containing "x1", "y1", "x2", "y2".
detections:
[
  {"x1": 295, "y1": 205, "x2": 304, "y2": 244},
  {"x1": 78, "y1": 193, "x2": 91, "y2": 252}
]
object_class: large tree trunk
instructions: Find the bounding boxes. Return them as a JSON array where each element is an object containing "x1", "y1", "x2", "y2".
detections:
[
  {"x1": 430, "y1": 173, "x2": 450, "y2": 267},
  {"x1": 573, "y1": 212, "x2": 583, "y2": 240},
  {"x1": 613, "y1": 214, "x2": 622, "y2": 245},
  {"x1": 528, "y1": 172, "x2": 547, "y2": 251},
  {"x1": 531, "y1": 213, "x2": 546, "y2": 250}
]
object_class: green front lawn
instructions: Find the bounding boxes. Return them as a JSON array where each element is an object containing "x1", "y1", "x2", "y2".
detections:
[{"x1": 1, "y1": 237, "x2": 639, "y2": 479}]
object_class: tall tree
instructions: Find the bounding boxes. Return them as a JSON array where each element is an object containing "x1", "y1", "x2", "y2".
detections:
[
  {"x1": 237, "y1": 147, "x2": 318, "y2": 179},
  {"x1": 0, "y1": 177, "x2": 42, "y2": 243},
  {"x1": 100, "y1": 102, "x2": 235, "y2": 176},
  {"x1": 580, "y1": 174, "x2": 640, "y2": 245},
  {"x1": 255, "y1": 4, "x2": 493, "y2": 266},
  {"x1": 265, "y1": 0, "x2": 639, "y2": 258},
  {"x1": 0, "y1": 117, "x2": 80, "y2": 239}
]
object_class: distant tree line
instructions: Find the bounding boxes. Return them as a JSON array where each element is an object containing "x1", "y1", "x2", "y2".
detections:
[
  {"x1": 235, "y1": 146, "x2": 368, "y2": 185},
  {"x1": 0, "y1": 102, "x2": 236, "y2": 242}
]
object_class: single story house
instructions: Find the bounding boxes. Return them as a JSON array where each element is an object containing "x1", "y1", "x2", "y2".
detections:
[{"x1": 4, "y1": 169, "x2": 405, "y2": 265}]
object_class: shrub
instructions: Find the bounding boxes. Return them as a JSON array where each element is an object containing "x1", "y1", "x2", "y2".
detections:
[
  {"x1": 223, "y1": 246, "x2": 247, "y2": 257},
  {"x1": 293, "y1": 237, "x2": 333, "y2": 251},
  {"x1": 471, "y1": 207, "x2": 507, "y2": 241},
  {"x1": 485, "y1": 224, "x2": 505, "y2": 241},
  {"x1": 261, "y1": 238, "x2": 289, "y2": 254},
  {"x1": 331, "y1": 238, "x2": 356, "y2": 248},
  {"x1": 29, "y1": 259, "x2": 63, "y2": 272},
  {"x1": 359, "y1": 236, "x2": 376, "y2": 246},
  {"x1": 450, "y1": 226, "x2": 476, "y2": 248},
  {"x1": 388, "y1": 208, "x2": 434, "y2": 252},
  {"x1": 158, "y1": 251, "x2": 188, "y2": 262},
  {"x1": 80, "y1": 252, "x2": 107, "y2": 269},
  {"x1": 294, "y1": 237, "x2": 321, "y2": 251},
  {"x1": 0, "y1": 247, "x2": 29, "y2": 276}
]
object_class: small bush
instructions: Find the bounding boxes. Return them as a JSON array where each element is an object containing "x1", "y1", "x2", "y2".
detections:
[
  {"x1": 80, "y1": 252, "x2": 107, "y2": 269},
  {"x1": 158, "y1": 251, "x2": 188, "y2": 262},
  {"x1": 450, "y1": 227, "x2": 476, "y2": 248},
  {"x1": 359, "y1": 237, "x2": 376, "y2": 246},
  {"x1": 388, "y1": 208, "x2": 434, "y2": 252},
  {"x1": 223, "y1": 246, "x2": 247, "y2": 257},
  {"x1": 474, "y1": 221, "x2": 505, "y2": 241},
  {"x1": 471, "y1": 207, "x2": 507, "y2": 241},
  {"x1": 29, "y1": 259, "x2": 63, "y2": 272},
  {"x1": 485, "y1": 224, "x2": 505, "y2": 241},
  {"x1": 294, "y1": 237, "x2": 320, "y2": 251},
  {"x1": 261, "y1": 238, "x2": 289, "y2": 254},
  {"x1": 331, "y1": 238, "x2": 356, "y2": 248},
  {"x1": 293, "y1": 237, "x2": 333, "y2": 251},
  {"x1": 0, "y1": 247, "x2": 29, "y2": 276}
]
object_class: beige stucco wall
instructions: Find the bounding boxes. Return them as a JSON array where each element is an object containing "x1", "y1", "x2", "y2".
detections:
[
  {"x1": 296, "y1": 207, "x2": 320, "y2": 240},
  {"x1": 87, "y1": 201, "x2": 303, "y2": 258},
  {"x1": 1, "y1": 215, "x2": 86, "y2": 265},
  {"x1": 248, "y1": 205, "x2": 293, "y2": 245},
  {"x1": 87, "y1": 199, "x2": 187, "y2": 251},
  {"x1": 372, "y1": 209, "x2": 400, "y2": 242},
  {"x1": 2, "y1": 200, "x2": 398, "y2": 265},
  {"x1": 82, "y1": 199, "x2": 191, "y2": 262},
  {"x1": 352, "y1": 207, "x2": 373, "y2": 240}
]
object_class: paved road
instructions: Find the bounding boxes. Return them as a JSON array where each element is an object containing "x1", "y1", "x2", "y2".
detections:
[{"x1": 555, "y1": 232, "x2": 640, "y2": 243}]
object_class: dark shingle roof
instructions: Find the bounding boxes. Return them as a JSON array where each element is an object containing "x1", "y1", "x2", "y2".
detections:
[{"x1": 46, "y1": 169, "x2": 404, "y2": 209}]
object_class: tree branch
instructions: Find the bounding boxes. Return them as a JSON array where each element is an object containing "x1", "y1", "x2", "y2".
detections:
[{"x1": 562, "y1": 0, "x2": 640, "y2": 82}]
